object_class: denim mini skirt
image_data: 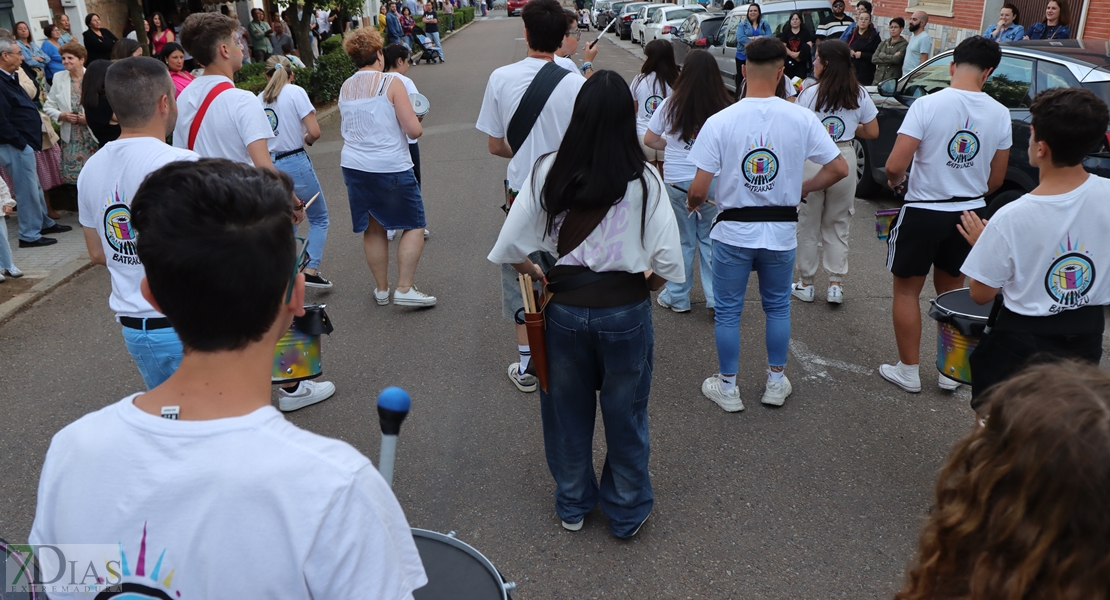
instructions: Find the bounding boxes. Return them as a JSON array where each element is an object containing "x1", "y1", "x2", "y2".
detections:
[{"x1": 341, "y1": 167, "x2": 426, "y2": 232}]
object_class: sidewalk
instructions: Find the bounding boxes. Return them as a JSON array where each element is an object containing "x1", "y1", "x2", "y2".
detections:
[{"x1": 0, "y1": 211, "x2": 90, "y2": 322}]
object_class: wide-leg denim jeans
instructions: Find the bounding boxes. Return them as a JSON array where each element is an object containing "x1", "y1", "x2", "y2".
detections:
[
  {"x1": 658, "y1": 179, "x2": 717, "y2": 311},
  {"x1": 541, "y1": 298, "x2": 654, "y2": 537}
]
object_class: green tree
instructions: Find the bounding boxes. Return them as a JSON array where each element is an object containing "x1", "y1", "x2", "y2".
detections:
[
  {"x1": 276, "y1": 0, "x2": 363, "y2": 69},
  {"x1": 126, "y1": 0, "x2": 150, "y2": 55}
]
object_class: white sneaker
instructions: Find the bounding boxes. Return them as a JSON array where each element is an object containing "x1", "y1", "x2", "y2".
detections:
[
  {"x1": 374, "y1": 288, "x2": 390, "y2": 306},
  {"x1": 393, "y1": 285, "x2": 436, "y2": 307},
  {"x1": 423, "y1": 229, "x2": 430, "y2": 239},
  {"x1": 0, "y1": 271, "x2": 5, "y2": 282},
  {"x1": 938, "y1": 373, "x2": 962, "y2": 391},
  {"x1": 4, "y1": 266, "x2": 22, "y2": 278},
  {"x1": 278, "y1": 379, "x2": 336, "y2": 412},
  {"x1": 561, "y1": 518, "x2": 583, "y2": 531},
  {"x1": 761, "y1": 375, "x2": 792, "y2": 406},
  {"x1": 791, "y1": 282, "x2": 815, "y2": 302},
  {"x1": 701, "y1": 375, "x2": 744, "y2": 412},
  {"x1": 826, "y1": 285, "x2": 843, "y2": 304},
  {"x1": 656, "y1": 294, "x2": 690, "y2": 313},
  {"x1": 879, "y1": 362, "x2": 922, "y2": 393},
  {"x1": 387, "y1": 230, "x2": 397, "y2": 241},
  {"x1": 508, "y1": 362, "x2": 537, "y2": 393}
]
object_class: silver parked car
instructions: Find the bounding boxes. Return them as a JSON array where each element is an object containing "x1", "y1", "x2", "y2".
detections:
[
  {"x1": 671, "y1": 12, "x2": 726, "y2": 67},
  {"x1": 642, "y1": 4, "x2": 706, "y2": 46},
  {"x1": 632, "y1": 4, "x2": 669, "y2": 45}
]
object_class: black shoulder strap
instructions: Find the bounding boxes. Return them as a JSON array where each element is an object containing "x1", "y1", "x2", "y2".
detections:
[{"x1": 507, "y1": 61, "x2": 571, "y2": 155}]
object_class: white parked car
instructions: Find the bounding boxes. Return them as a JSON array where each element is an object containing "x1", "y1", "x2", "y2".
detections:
[
  {"x1": 632, "y1": 4, "x2": 669, "y2": 45},
  {"x1": 643, "y1": 4, "x2": 705, "y2": 46}
]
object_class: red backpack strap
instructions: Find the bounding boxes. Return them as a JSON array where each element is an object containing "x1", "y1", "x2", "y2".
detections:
[{"x1": 187, "y1": 82, "x2": 234, "y2": 151}]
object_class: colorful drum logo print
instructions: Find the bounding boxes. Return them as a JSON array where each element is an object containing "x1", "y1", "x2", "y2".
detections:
[
  {"x1": 272, "y1": 328, "x2": 322, "y2": 383},
  {"x1": 947, "y1": 130, "x2": 980, "y2": 163},
  {"x1": 265, "y1": 107, "x2": 279, "y2": 134},
  {"x1": 645, "y1": 95, "x2": 664, "y2": 116},
  {"x1": 936, "y1": 322, "x2": 978, "y2": 384},
  {"x1": 742, "y1": 148, "x2": 779, "y2": 186},
  {"x1": 875, "y1": 208, "x2": 900, "y2": 241},
  {"x1": 1045, "y1": 252, "x2": 1095, "y2": 307},
  {"x1": 822, "y1": 116, "x2": 847, "y2": 141},
  {"x1": 103, "y1": 203, "x2": 138, "y2": 256}
]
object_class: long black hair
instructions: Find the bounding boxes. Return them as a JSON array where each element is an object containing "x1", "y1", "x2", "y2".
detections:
[
  {"x1": 382, "y1": 42, "x2": 411, "y2": 71},
  {"x1": 536, "y1": 70, "x2": 653, "y2": 239},
  {"x1": 635, "y1": 39, "x2": 678, "y2": 97},
  {"x1": 81, "y1": 59, "x2": 110, "y2": 109},
  {"x1": 664, "y1": 50, "x2": 732, "y2": 143},
  {"x1": 812, "y1": 40, "x2": 861, "y2": 113}
]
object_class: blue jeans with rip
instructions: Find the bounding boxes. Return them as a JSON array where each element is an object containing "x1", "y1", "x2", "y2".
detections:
[
  {"x1": 658, "y1": 179, "x2": 717, "y2": 311},
  {"x1": 274, "y1": 150, "x2": 330, "y2": 270},
  {"x1": 121, "y1": 324, "x2": 184, "y2": 389},
  {"x1": 712, "y1": 242, "x2": 794, "y2": 376},
  {"x1": 541, "y1": 299, "x2": 654, "y2": 537},
  {"x1": 0, "y1": 144, "x2": 54, "y2": 242}
]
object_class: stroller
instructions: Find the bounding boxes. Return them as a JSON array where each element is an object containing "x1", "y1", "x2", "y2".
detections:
[
  {"x1": 577, "y1": 9, "x2": 591, "y2": 30},
  {"x1": 412, "y1": 25, "x2": 443, "y2": 64}
]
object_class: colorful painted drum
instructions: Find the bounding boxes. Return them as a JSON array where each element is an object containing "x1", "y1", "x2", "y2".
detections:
[
  {"x1": 271, "y1": 304, "x2": 331, "y2": 384},
  {"x1": 928, "y1": 288, "x2": 991, "y2": 385},
  {"x1": 875, "y1": 208, "x2": 900, "y2": 241}
]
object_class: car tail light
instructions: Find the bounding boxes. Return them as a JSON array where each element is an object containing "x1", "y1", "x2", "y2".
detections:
[
  {"x1": 662, "y1": 25, "x2": 675, "y2": 34},
  {"x1": 622, "y1": 14, "x2": 632, "y2": 20},
  {"x1": 694, "y1": 37, "x2": 707, "y2": 46}
]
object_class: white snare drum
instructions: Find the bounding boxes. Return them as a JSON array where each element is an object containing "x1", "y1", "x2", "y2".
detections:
[{"x1": 410, "y1": 93, "x2": 430, "y2": 117}]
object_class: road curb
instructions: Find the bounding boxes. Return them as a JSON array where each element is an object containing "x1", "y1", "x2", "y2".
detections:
[{"x1": 0, "y1": 255, "x2": 92, "y2": 324}]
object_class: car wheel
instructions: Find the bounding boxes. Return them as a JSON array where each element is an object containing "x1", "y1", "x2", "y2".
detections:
[
  {"x1": 983, "y1": 188, "x2": 1026, "y2": 219},
  {"x1": 853, "y1": 139, "x2": 880, "y2": 198}
]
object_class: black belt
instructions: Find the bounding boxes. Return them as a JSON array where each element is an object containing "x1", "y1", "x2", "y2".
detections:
[
  {"x1": 120, "y1": 317, "x2": 173, "y2": 330},
  {"x1": 712, "y1": 206, "x2": 798, "y2": 228},
  {"x1": 545, "y1": 265, "x2": 649, "y2": 308},
  {"x1": 907, "y1": 196, "x2": 981, "y2": 204},
  {"x1": 274, "y1": 148, "x2": 307, "y2": 161}
]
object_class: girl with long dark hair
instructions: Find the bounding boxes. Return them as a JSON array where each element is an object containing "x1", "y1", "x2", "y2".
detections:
[
  {"x1": 644, "y1": 50, "x2": 731, "y2": 313},
  {"x1": 1024, "y1": 0, "x2": 1071, "y2": 39},
  {"x1": 150, "y1": 12, "x2": 176, "y2": 55},
  {"x1": 791, "y1": 40, "x2": 878, "y2": 305},
  {"x1": 631, "y1": 39, "x2": 678, "y2": 173},
  {"x1": 488, "y1": 70, "x2": 683, "y2": 539}
]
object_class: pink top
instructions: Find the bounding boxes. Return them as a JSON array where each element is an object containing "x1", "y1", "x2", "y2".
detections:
[
  {"x1": 152, "y1": 29, "x2": 173, "y2": 55},
  {"x1": 171, "y1": 70, "x2": 194, "y2": 98}
]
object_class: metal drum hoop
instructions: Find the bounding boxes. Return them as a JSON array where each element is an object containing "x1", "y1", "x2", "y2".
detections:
[{"x1": 411, "y1": 528, "x2": 515, "y2": 600}]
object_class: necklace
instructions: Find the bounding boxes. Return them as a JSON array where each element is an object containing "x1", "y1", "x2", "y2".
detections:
[{"x1": 527, "y1": 53, "x2": 553, "y2": 62}]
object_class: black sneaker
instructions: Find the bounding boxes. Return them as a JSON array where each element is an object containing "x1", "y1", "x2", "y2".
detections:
[
  {"x1": 40, "y1": 224, "x2": 72, "y2": 234},
  {"x1": 303, "y1": 272, "x2": 333, "y2": 289},
  {"x1": 18, "y1": 237, "x2": 57, "y2": 248}
]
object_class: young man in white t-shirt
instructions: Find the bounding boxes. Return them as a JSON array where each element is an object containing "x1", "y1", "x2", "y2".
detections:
[
  {"x1": 476, "y1": 0, "x2": 587, "y2": 393},
  {"x1": 959, "y1": 87, "x2": 1110, "y2": 407},
  {"x1": 30, "y1": 159, "x2": 428, "y2": 600},
  {"x1": 78, "y1": 57, "x2": 199, "y2": 390},
  {"x1": 880, "y1": 36, "x2": 1011, "y2": 393},
  {"x1": 175, "y1": 11, "x2": 332, "y2": 407},
  {"x1": 687, "y1": 38, "x2": 848, "y2": 411}
]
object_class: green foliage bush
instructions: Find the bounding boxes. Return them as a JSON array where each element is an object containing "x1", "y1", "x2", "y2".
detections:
[
  {"x1": 304, "y1": 50, "x2": 356, "y2": 103},
  {"x1": 320, "y1": 35, "x2": 344, "y2": 54},
  {"x1": 235, "y1": 61, "x2": 268, "y2": 83}
]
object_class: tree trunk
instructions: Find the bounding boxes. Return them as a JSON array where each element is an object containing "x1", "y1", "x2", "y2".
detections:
[
  {"x1": 126, "y1": 0, "x2": 150, "y2": 55},
  {"x1": 288, "y1": 0, "x2": 317, "y2": 69}
]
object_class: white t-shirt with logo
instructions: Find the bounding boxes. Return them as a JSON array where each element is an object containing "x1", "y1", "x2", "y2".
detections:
[
  {"x1": 689, "y1": 97, "x2": 840, "y2": 250},
  {"x1": 488, "y1": 153, "x2": 684, "y2": 283},
  {"x1": 646, "y1": 97, "x2": 703, "y2": 183},
  {"x1": 258, "y1": 83, "x2": 315, "y2": 153},
  {"x1": 77, "y1": 138, "x2": 199, "y2": 320},
  {"x1": 898, "y1": 87, "x2": 1011, "y2": 211},
  {"x1": 29, "y1": 394, "x2": 428, "y2": 600},
  {"x1": 962, "y1": 175, "x2": 1110, "y2": 317},
  {"x1": 795, "y1": 83, "x2": 877, "y2": 142},
  {"x1": 173, "y1": 75, "x2": 275, "y2": 164},
  {"x1": 631, "y1": 73, "x2": 670, "y2": 136},
  {"x1": 476, "y1": 58, "x2": 585, "y2": 191}
]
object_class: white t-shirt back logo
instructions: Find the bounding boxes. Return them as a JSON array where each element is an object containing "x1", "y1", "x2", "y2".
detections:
[
  {"x1": 946, "y1": 120, "x2": 981, "y2": 169},
  {"x1": 742, "y1": 136, "x2": 779, "y2": 192},
  {"x1": 645, "y1": 95, "x2": 663, "y2": 116},
  {"x1": 265, "y1": 107, "x2": 280, "y2": 136},
  {"x1": 1046, "y1": 234, "x2": 1096, "y2": 312},
  {"x1": 103, "y1": 190, "x2": 140, "y2": 266},
  {"x1": 821, "y1": 115, "x2": 846, "y2": 141}
]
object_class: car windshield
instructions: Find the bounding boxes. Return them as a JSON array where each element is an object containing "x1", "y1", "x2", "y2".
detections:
[
  {"x1": 646, "y1": 5, "x2": 662, "y2": 16},
  {"x1": 699, "y1": 17, "x2": 724, "y2": 39},
  {"x1": 665, "y1": 8, "x2": 699, "y2": 20},
  {"x1": 1083, "y1": 81, "x2": 1110, "y2": 108},
  {"x1": 623, "y1": 3, "x2": 647, "y2": 13}
]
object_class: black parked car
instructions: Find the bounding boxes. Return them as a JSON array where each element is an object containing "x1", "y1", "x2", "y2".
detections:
[
  {"x1": 856, "y1": 41, "x2": 1110, "y2": 204},
  {"x1": 616, "y1": 2, "x2": 649, "y2": 40}
]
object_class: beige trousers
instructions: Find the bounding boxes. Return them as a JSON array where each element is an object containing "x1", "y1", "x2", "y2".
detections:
[{"x1": 796, "y1": 143, "x2": 858, "y2": 285}]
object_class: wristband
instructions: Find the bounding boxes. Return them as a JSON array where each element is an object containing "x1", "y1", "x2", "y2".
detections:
[{"x1": 580, "y1": 61, "x2": 593, "y2": 73}]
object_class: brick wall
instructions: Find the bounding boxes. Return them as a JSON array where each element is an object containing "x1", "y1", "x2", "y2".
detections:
[
  {"x1": 84, "y1": 0, "x2": 129, "y2": 37},
  {"x1": 1084, "y1": 0, "x2": 1110, "y2": 38},
  {"x1": 869, "y1": 0, "x2": 982, "y2": 55}
]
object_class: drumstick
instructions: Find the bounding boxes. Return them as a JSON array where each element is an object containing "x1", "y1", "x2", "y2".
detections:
[
  {"x1": 519, "y1": 274, "x2": 531, "y2": 314},
  {"x1": 524, "y1": 274, "x2": 535, "y2": 312},
  {"x1": 589, "y1": 17, "x2": 616, "y2": 48},
  {"x1": 303, "y1": 192, "x2": 321, "y2": 211}
]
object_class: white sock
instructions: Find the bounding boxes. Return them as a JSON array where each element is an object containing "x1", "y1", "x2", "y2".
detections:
[
  {"x1": 518, "y1": 345, "x2": 531, "y2": 374},
  {"x1": 720, "y1": 374, "x2": 736, "y2": 391},
  {"x1": 897, "y1": 361, "x2": 919, "y2": 375},
  {"x1": 768, "y1": 370, "x2": 785, "y2": 382}
]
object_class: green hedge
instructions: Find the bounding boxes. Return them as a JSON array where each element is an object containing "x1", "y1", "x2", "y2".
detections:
[
  {"x1": 320, "y1": 35, "x2": 343, "y2": 54},
  {"x1": 234, "y1": 43, "x2": 356, "y2": 104}
]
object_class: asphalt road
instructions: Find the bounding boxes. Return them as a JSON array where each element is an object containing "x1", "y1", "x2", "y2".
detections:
[{"x1": 3, "y1": 14, "x2": 1100, "y2": 599}]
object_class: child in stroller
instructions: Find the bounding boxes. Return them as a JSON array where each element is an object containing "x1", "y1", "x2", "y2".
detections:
[
  {"x1": 577, "y1": 9, "x2": 591, "y2": 30},
  {"x1": 411, "y1": 25, "x2": 442, "y2": 64}
]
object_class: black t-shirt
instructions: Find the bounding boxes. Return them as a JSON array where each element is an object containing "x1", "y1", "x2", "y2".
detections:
[
  {"x1": 423, "y1": 10, "x2": 439, "y2": 33},
  {"x1": 779, "y1": 27, "x2": 814, "y2": 79}
]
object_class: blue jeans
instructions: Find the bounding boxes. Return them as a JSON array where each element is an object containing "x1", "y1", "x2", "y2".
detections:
[
  {"x1": 121, "y1": 325, "x2": 184, "y2": 389},
  {"x1": 0, "y1": 207, "x2": 14, "y2": 271},
  {"x1": 658, "y1": 180, "x2": 716, "y2": 311},
  {"x1": 541, "y1": 299, "x2": 654, "y2": 537},
  {"x1": 712, "y1": 242, "x2": 795, "y2": 376},
  {"x1": 274, "y1": 150, "x2": 329, "y2": 270},
  {"x1": 429, "y1": 31, "x2": 443, "y2": 57},
  {"x1": 0, "y1": 144, "x2": 54, "y2": 242}
]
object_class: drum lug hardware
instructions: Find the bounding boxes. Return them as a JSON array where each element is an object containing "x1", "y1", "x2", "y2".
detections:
[
  {"x1": 504, "y1": 582, "x2": 518, "y2": 592},
  {"x1": 447, "y1": 531, "x2": 456, "y2": 538}
]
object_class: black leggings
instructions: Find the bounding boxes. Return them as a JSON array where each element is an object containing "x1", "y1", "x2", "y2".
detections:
[
  {"x1": 408, "y1": 141, "x2": 421, "y2": 185},
  {"x1": 735, "y1": 58, "x2": 745, "y2": 96}
]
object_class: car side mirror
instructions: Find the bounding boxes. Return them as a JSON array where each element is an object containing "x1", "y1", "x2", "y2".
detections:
[{"x1": 877, "y1": 78, "x2": 897, "y2": 97}]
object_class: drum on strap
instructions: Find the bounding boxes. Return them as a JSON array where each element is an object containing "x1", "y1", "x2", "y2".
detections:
[
  {"x1": 410, "y1": 93, "x2": 431, "y2": 117},
  {"x1": 875, "y1": 208, "x2": 900, "y2": 241},
  {"x1": 928, "y1": 288, "x2": 991, "y2": 385},
  {"x1": 272, "y1": 304, "x2": 334, "y2": 384},
  {"x1": 412, "y1": 529, "x2": 516, "y2": 600}
]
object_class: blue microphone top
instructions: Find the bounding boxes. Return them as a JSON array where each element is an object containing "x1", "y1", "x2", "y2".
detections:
[{"x1": 377, "y1": 387, "x2": 411, "y2": 413}]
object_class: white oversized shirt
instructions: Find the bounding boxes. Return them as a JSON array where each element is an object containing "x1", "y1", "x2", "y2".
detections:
[
  {"x1": 630, "y1": 73, "x2": 670, "y2": 136},
  {"x1": 795, "y1": 83, "x2": 877, "y2": 143},
  {"x1": 476, "y1": 57, "x2": 585, "y2": 191},
  {"x1": 962, "y1": 175, "x2": 1110, "y2": 317},
  {"x1": 258, "y1": 83, "x2": 316, "y2": 153},
  {"x1": 689, "y1": 97, "x2": 840, "y2": 250},
  {"x1": 488, "y1": 153, "x2": 684, "y2": 283},
  {"x1": 172, "y1": 75, "x2": 274, "y2": 163}
]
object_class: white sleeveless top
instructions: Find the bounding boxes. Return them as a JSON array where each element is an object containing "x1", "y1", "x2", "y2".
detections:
[{"x1": 339, "y1": 70, "x2": 414, "y2": 173}]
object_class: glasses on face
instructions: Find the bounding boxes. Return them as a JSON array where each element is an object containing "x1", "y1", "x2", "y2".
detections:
[
  {"x1": 285, "y1": 236, "x2": 309, "y2": 304},
  {"x1": 566, "y1": 29, "x2": 581, "y2": 40}
]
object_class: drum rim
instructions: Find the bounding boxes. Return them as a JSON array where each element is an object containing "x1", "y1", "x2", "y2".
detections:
[
  {"x1": 411, "y1": 528, "x2": 507, "y2": 600},
  {"x1": 410, "y1": 93, "x2": 430, "y2": 116},
  {"x1": 931, "y1": 287, "x2": 990, "y2": 321}
]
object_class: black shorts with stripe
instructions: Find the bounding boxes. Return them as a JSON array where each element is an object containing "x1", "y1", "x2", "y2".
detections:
[{"x1": 886, "y1": 206, "x2": 986, "y2": 279}]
